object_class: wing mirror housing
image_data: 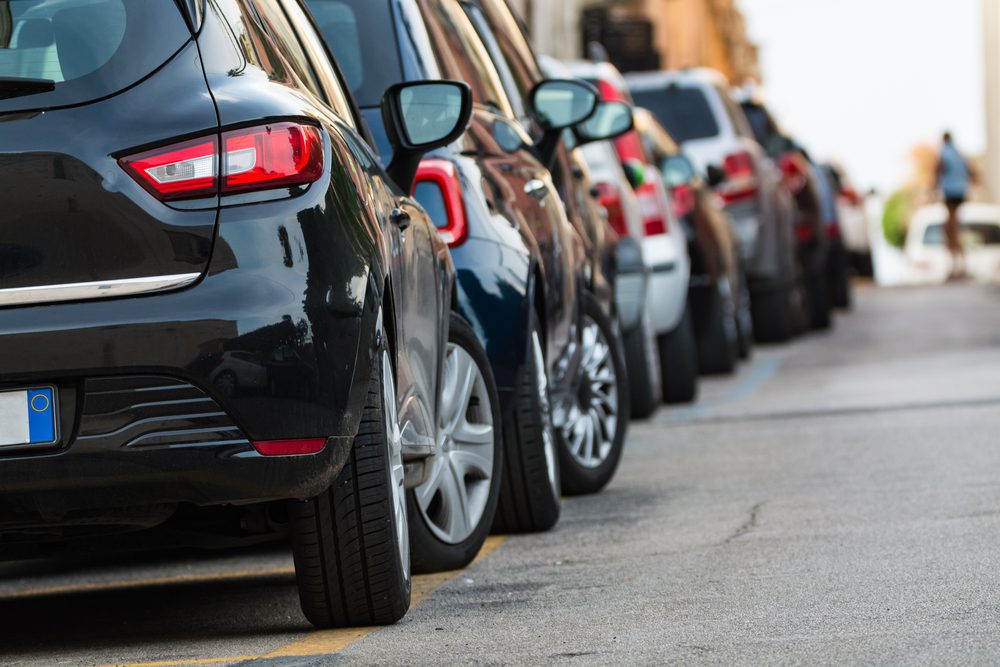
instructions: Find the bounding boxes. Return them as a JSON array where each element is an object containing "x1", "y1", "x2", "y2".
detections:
[
  {"x1": 705, "y1": 164, "x2": 727, "y2": 188},
  {"x1": 528, "y1": 78, "x2": 599, "y2": 168},
  {"x1": 381, "y1": 80, "x2": 473, "y2": 192},
  {"x1": 573, "y1": 101, "x2": 634, "y2": 146}
]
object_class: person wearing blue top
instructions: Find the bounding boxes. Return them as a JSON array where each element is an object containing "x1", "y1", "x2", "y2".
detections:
[{"x1": 936, "y1": 132, "x2": 975, "y2": 278}]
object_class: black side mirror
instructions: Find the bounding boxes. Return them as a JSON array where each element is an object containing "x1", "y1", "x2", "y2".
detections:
[
  {"x1": 382, "y1": 80, "x2": 473, "y2": 192},
  {"x1": 705, "y1": 164, "x2": 727, "y2": 188},
  {"x1": 528, "y1": 78, "x2": 599, "y2": 168},
  {"x1": 573, "y1": 101, "x2": 634, "y2": 146}
]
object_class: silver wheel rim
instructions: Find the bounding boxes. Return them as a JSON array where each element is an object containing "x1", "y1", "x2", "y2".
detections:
[
  {"x1": 561, "y1": 316, "x2": 618, "y2": 469},
  {"x1": 531, "y1": 331, "x2": 560, "y2": 496},
  {"x1": 382, "y1": 346, "x2": 410, "y2": 583},
  {"x1": 416, "y1": 342, "x2": 495, "y2": 545}
]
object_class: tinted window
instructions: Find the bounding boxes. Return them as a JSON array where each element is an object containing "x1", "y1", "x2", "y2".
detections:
[
  {"x1": 413, "y1": 180, "x2": 448, "y2": 229},
  {"x1": 0, "y1": 0, "x2": 190, "y2": 112},
  {"x1": 631, "y1": 86, "x2": 719, "y2": 143},
  {"x1": 254, "y1": 0, "x2": 325, "y2": 101},
  {"x1": 741, "y1": 103, "x2": 773, "y2": 145},
  {"x1": 305, "y1": 0, "x2": 403, "y2": 108},
  {"x1": 924, "y1": 222, "x2": 1000, "y2": 246},
  {"x1": 464, "y1": 4, "x2": 525, "y2": 119}
]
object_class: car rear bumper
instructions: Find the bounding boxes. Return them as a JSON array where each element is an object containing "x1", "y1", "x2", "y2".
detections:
[{"x1": 641, "y1": 235, "x2": 689, "y2": 334}]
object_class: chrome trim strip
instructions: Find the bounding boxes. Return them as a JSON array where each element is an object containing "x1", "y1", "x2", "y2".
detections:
[{"x1": 0, "y1": 273, "x2": 202, "y2": 307}]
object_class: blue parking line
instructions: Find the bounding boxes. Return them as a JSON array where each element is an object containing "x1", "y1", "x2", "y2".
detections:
[{"x1": 661, "y1": 356, "x2": 781, "y2": 423}]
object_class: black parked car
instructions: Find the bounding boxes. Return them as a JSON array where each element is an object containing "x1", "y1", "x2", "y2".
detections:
[{"x1": 0, "y1": 0, "x2": 493, "y2": 630}]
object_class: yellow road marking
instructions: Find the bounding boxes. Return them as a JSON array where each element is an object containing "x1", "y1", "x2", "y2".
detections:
[
  {"x1": 265, "y1": 535, "x2": 506, "y2": 658},
  {"x1": 96, "y1": 535, "x2": 507, "y2": 667},
  {"x1": 4, "y1": 566, "x2": 296, "y2": 600}
]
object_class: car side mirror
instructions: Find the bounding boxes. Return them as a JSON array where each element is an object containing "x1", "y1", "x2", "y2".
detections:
[
  {"x1": 381, "y1": 80, "x2": 473, "y2": 192},
  {"x1": 528, "y1": 78, "x2": 599, "y2": 168},
  {"x1": 705, "y1": 164, "x2": 727, "y2": 188},
  {"x1": 573, "y1": 101, "x2": 634, "y2": 146},
  {"x1": 622, "y1": 158, "x2": 646, "y2": 190}
]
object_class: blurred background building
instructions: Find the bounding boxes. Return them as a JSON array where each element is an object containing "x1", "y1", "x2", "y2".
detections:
[
  {"x1": 508, "y1": 0, "x2": 759, "y2": 82},
  {"x1": 983, "y1": 0, "x2": 1000, "y2": 202}
]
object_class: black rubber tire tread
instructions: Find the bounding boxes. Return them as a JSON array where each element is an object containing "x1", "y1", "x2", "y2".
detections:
[
  {"x1": 751, "y1": 286, "x2": 794, "y2": 343},
  {"x1": 807, "y1": 271, "x2": 833, "y2": 330},
  {"x1": 289, "y1": 344, "x2": 410, "y2": 628},
  {"x1": 491, "y1": 313, "x2": 561, "y2": 534},
  {"x1": 408, "y1": 313, "x2": 504, "y2": 573},
  {"x1": 658, "y1": 304, "x2": 699, "y2": 404},
  {"x1": 695, "y1": 285, "x2": 738, "y2": 376},
  {"x1": 622, "y1": 310, "x2": 661, "y2": 420},
  {"x1": 559, "y1": 293, "x2": 630, "y2": 496},
  {"x1": 735, "y1": 270, "x2": 754, "y2": 360}
]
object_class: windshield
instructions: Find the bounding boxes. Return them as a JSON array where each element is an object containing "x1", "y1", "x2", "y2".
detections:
[{"x1": 0, "y1": 0, "x2": 190, "y2": 112}]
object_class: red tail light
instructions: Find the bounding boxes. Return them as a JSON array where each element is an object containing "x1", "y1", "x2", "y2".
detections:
[
  {"x1": 594, "y1": 181, "x2": 627, "y2": 237},
  {"x1": 719, "y1": 150, "x2": 758, "y2": 204},
  {"x1": 796, "y1": 221, "x2": 815, "y2": 243},
  {"x1": 119, "y1": 122, "x2": 324, "y2": 201},
  {"x1": 253, "y1": 437, "x2": 326, "y2": 456},
  {"x1": 636, "y1": 183, "x2": 667, "y2": 236},
  {"x1": 671, "y1": 183, "x2": 696, "y2": 220},
  {"x1": 413, "y1": 158, "x2": 467, "y2": 247},
  {"x1": 826, "y1": 220, "x2": 841, "y2": 239}
]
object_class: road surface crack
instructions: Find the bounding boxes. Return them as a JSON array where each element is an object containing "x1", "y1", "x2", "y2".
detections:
[{"x1": 720, "y1": 501, "x2": 764, "y2": 545}]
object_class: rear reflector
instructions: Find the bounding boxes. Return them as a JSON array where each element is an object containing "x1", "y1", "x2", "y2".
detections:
[
  {"x1": 253, "y1": 438, "x2": 326, "y2": 456},
  {"x1": 414, "y1": 158, "x2": 468, "y2": 247},
  {"x1": 671, "y1": 183, "x2": 696, "y2": 220},
  {"x1": 636, "y1": 183, "x2": 667, "y2": 236},
  {"x1": 719, "y1": 150, "x2": 758, "y2": 204},
  {"x1": 119, "y1": 122, "x2": 324, "y2": 201}
]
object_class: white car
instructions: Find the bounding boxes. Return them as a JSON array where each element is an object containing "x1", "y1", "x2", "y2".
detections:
[{"x1": 906, "y1": 203, "x2": 1000, "y2": 283}]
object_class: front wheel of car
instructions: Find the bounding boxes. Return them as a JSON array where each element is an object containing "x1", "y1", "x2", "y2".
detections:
[
  {"x1": 557, "y1": 293, "x2": 629, "y2": 496},
  {"x1": 695, "y1": 280, "x2": 739, "y2": 375},
  {"x1": 409, "y1": 313, "x2": 503, "y2": 573},
  {"x1": 289, "y1": 309, "x2": 410, "y2": 628}
]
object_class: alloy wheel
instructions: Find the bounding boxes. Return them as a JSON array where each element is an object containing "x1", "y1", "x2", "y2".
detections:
[
  {"x1": 531, "y1": 330, "x2": 560, "y2": 497},
  {"x1": 382, "y1": 347, "x2": 410, "y2": 582},
  {"x1": 415, "y1": 342, "x2": 496, "y2": 545},
  {"x1": 561, "y1": 315, "x2": 619, "y2": 469}
]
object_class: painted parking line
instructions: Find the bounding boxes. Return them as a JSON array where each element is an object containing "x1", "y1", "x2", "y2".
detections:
[
  {"x1": 101, "y1": 535, "x2": 507, "y2": 667},
  {"x1": 660, "y1": 356, "x2": 781, "y2": 423}
]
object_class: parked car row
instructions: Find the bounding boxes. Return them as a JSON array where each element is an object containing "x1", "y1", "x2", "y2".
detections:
[{"x1": 0, "y1": 0, "x2": 859, "y2": 633}]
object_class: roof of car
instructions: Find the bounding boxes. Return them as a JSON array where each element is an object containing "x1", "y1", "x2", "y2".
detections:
[
  {"x1": 562, "y1": 59, "x2": 628, "y2": 88},
  {"x1": 623, "y1": 67, "x2": 730, "y2": 91}
]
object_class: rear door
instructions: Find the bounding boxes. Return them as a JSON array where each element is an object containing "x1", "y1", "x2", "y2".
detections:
[{"x1": 0, "y1": 1, "x2": 219, "y2": 305}]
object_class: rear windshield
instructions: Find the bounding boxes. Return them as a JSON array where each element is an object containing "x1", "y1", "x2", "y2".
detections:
[
  {"x1": 924, "y1": 222, "x2": 1000, "y2": 246},
  {"x1": 304, "y1": 0, "x2": 403, "y2": 108},
  {"x1": 631, "y1": 85, "x2": 719, "y2": 143},
  {"x1": 0, "y1": 0, "x2": 191, "y2": 112}
]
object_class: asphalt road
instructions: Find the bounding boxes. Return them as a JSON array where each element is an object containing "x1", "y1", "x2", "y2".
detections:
[{"x1": 3, "y1": 282, "x2": 1000, "y2": 666}]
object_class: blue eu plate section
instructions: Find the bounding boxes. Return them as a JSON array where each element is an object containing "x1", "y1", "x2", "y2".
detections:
[{"x1": 27, "y1": 388, "x2": 57, "y2": 444}]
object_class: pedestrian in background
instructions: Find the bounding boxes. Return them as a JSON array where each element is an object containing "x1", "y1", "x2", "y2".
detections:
[{"x1": 936, "y1": 132, "x2": 975, "y2": 279}]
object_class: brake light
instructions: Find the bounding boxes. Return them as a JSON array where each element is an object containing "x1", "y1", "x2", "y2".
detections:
[
  {"x1": 413, "y1": 158, "x2": 467, "y2": 247},
  {"x1": 826, "y1": 220, "x2": 841, "y2": 240},
  {"x1": 594, "y1": 181, "x2": 627, "y2": 237},
  {"x1": 636, "y1": 183, "x2": 667, "y2": 236},
  {"x1": 671, "y1": 183, "x2": 696, "y2": 220},
  {"x1": 253, "y1": 437, "x2": 326, "y2": 456},
  {"x1": 718, "y1": 150, "x2": 758, "y2": 204},
  {"x1": 796, "y1": 221, "x2": 815, "y2": 243},
  {"x1": 119, "y1": 122, "x2": 324, "y2": 201},
  {"x1": 222, "y1": 123, "x2": 323, "y2": 194}
]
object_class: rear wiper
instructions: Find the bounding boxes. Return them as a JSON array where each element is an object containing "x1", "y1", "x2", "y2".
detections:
[{"x1": 0, "y1": 77, "x2": 55, "y2": 100}]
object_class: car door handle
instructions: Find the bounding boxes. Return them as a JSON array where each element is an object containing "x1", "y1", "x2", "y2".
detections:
[
  {"x1": 524, "y1": 179, "x2": 549, "y2": 200},
  {"x1": 390, "y1": 207, "x2": 411, "y2": 230}
]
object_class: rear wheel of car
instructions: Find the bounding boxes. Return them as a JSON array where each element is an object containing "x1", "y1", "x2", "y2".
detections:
[
  {"x1": 735, "y1": 271, "x2": 754, "y2": 360},
  {"x1": 492, "y1": 314, "x2": 561, "y2": 534},
  {"x1": 828, "y1": 248, "x2": 853, "y2": 310},
  {"x1": 751, "y1": 286, "x2": 794, "y2": 343},
  {"x1": 556, "y1": 293, "x2": 629, "y2": 496},
  {"x1": 289, "y1": 309, "x2": 410, "y2": 628},
  {"x1": 409, "y1": 313, "x2": 502, "y2": 573},
  {"x1": 622, "y1": 308, "x2": 661, "y2": 419},
  {"x1": 658, "y1": 304, "x2": 698, "y2": 404},
  {"x1": 696, "y1": 281, "x2": 739, "y2": 375},
  {"x1": 807, "y1": 271, "x2": 833, "y2": 330}
]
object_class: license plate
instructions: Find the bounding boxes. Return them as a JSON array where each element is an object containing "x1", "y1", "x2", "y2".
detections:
[{"x1": 0, "y1": 387, "x2": 58, "y2": 447}]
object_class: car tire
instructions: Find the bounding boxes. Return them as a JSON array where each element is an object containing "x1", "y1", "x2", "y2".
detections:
[
  {"x1": 557, "y1": 293, "x2": 629, "y2": 496},
  {"x1": 735, "y1": 271, "x2": 754, "y2": 360},
  {"x1": 751, "y1": 286, "x2": 794, "y2": 343},
  {"x1": 622, "y1": 309, "x2": 661, "y2": 420},
  {"x1": 289, "y1": 310, "x2": 410, "y2": 628},
  {"x1": 807, "y1": 271, "x2": 832, "y2": 330},
  {"x1": 696, "y1": 282, "x2": 738, "y2": 376},
  {"x1": 492, "y1": 312, "x2": 561, "y2": 534},
  {"x1": 408, "y1": 313, "x2": 503, "y2": 573},
  {"x1": 658, "y1": 304, "x2": 698, "y2": 404},
  {"x1": 828, "y1": 248, "x2": 852, "y2": 310}
]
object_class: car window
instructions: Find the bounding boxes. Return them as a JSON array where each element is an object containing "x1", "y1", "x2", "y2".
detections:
[
  {"x1": 631, "y1": 85, "x2": 719, "y2": 143},
  {"x1": 741, "y1": 103, "x2": 774, "y2": 145},
  {"x1": 280, "y1": 0, "x2": 356, "y2": 125},
  {"x1": 475, "y1": 0, "x2": 539, "y2": 121},
  {"x1": 462, "y1": 3, "x2": 525, "y2": 119},
  {"x1": 717, "y1": 86, "x2": 753, "y2": 139},
  {"x1": 0, "y1": 0, "x2": 191, "y2": 113},
  {"x1": 304, "y1": 0, "x2": 404, "y2": 109},
  {"x1": 420, "y1": 0, "x2": 513, "y2": 118}
]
